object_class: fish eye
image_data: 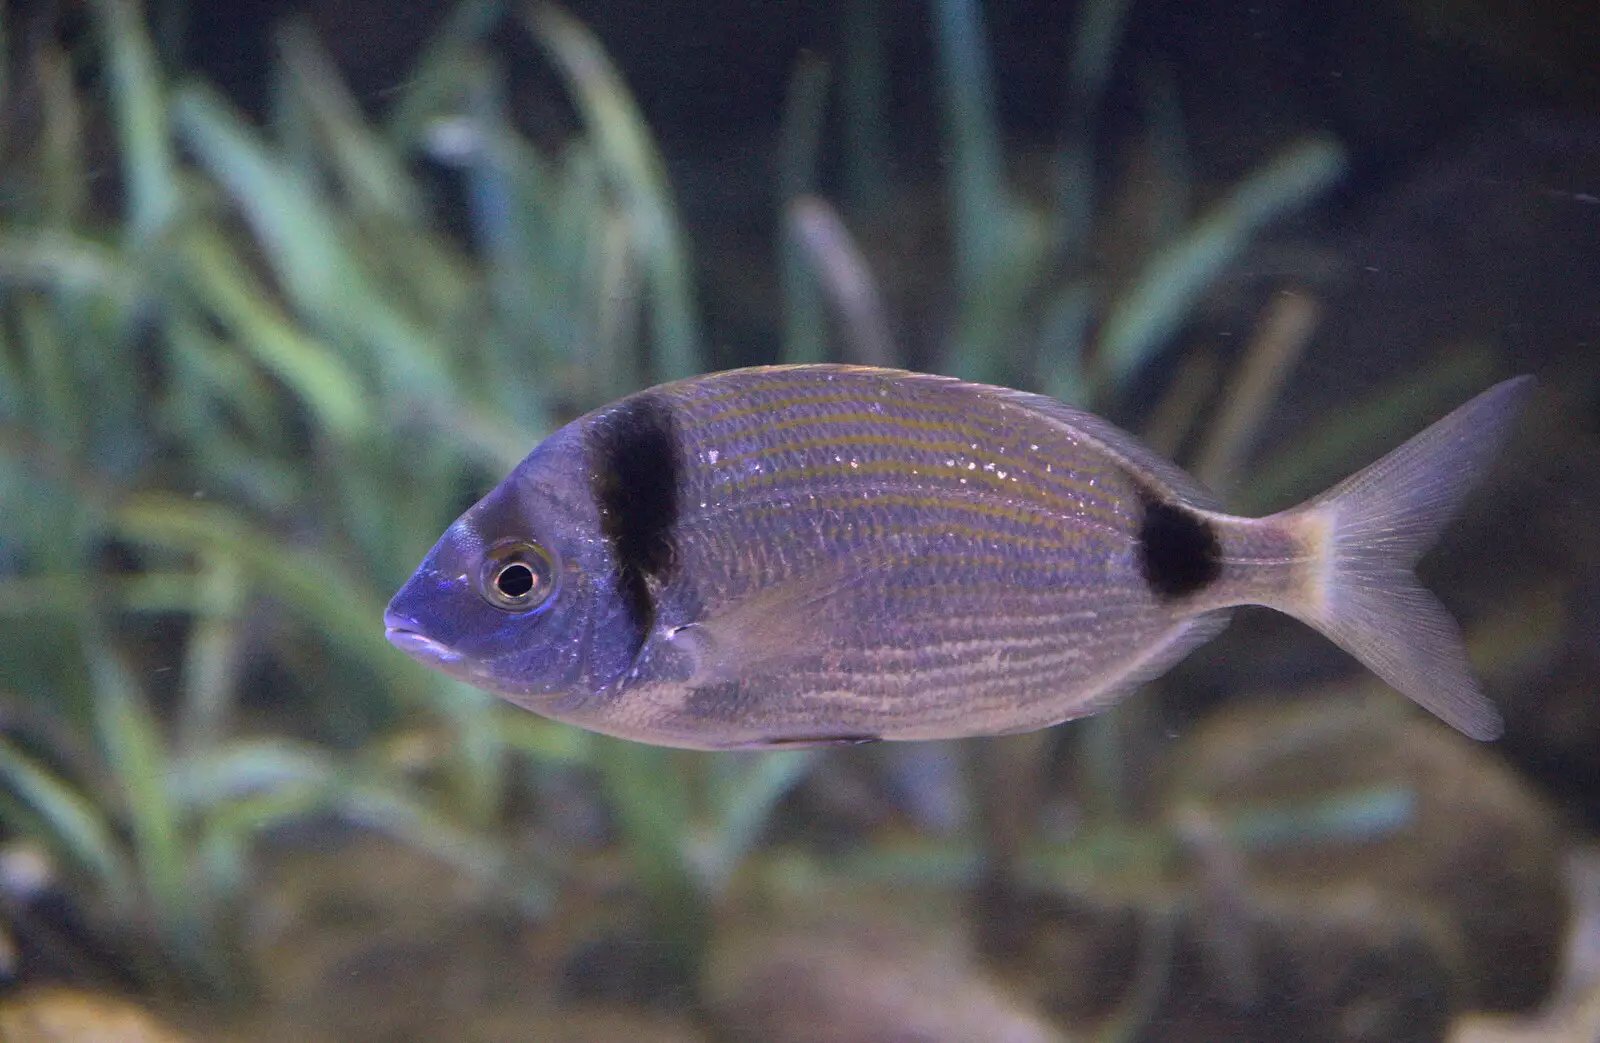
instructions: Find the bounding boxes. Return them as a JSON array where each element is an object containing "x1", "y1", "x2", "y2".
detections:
[{"x1": 478, "y1": 539, "x2": 556, "y2": 612}]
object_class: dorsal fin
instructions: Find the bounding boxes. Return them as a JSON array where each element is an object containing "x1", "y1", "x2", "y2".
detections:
[
  {"x1": 975, "y1": 383, "x2": 1223, "y2": 509},
  {"x1": 700, "y1": 364, "x2": 1224, "y2": 508}
]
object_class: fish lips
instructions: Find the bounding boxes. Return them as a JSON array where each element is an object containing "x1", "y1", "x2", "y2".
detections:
[
  {"x1": 383, "y1": 546, "x2": 483, "y2": 671},
  {"x1": 383, "y1": 606, "x2": 468, "y2": 672},
  {"x1": 383, "y1": 568, "x2": 475, "y2": 672}
]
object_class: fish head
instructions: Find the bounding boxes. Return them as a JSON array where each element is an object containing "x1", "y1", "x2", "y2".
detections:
[{"x1": 384, "y1": 433, "x2": 638, "y2": 709}]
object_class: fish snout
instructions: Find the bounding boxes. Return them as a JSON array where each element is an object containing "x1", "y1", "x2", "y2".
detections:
[{"x1": 383, "y1": 608, "x2": 462, "y2": 666}]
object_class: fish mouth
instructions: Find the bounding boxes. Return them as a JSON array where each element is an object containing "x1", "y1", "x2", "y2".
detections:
[{"x1": 383, "y1": 615, "x2": 462, "y2": 667}]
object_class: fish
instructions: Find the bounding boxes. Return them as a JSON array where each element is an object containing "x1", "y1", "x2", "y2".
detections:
[{"x1": 384, "y1": 365, "x2": 1533, "y2": 750}]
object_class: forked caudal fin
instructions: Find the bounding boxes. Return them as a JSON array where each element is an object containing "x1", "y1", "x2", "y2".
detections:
[{"x1": 1277, "y1": 376, "x2": 1534, "y2": 740}]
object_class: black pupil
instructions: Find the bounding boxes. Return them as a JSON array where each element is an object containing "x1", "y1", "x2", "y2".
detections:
[{"x1": 496, "y1": 562, "x2": 536, "y2": 599}]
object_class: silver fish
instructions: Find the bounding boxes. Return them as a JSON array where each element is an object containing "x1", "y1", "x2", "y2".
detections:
[{"x1": 384, "y1": 365, "x2": 1532, "y2": 749}]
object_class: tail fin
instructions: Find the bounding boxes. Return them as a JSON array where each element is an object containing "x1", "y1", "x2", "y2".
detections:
[{"x1": 1282, "y1": 376, "x2": 1534, "y2": 740}]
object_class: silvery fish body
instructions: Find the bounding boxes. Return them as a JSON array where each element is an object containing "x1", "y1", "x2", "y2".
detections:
[{"x1": 385, "y1": 365, "x2": 1531, "y2": 749}]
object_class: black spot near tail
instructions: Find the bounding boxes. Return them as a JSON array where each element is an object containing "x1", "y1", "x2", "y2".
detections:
[
  {"x1": 590, "y1": 394, "x2": 681, "y2": 638},
  {"x1": 1138, "y1": 495, "x2": 1221, "y2": 599}
]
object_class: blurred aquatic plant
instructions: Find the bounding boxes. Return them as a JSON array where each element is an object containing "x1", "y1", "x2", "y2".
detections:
[
  {"x1": 592, "y1": 740, "x2": 822, "y2": 981},
  {"x1": 776, "y1": 0, "x2": 1348, "y2": 422},
  {"x1": 0, "y1": 628, "x2": 520, "y2": 995},
  {"x1": 926, "y1": 0, "x2": 1345, "y2": 400},
  {"x1": 0, "y1": 0, "x2": 710, "y2": 995}
]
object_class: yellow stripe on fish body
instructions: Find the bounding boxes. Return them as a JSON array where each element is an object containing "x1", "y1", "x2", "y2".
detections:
[{"x1": 384, "y1": 364, "x2": 1533, "y2": 749}]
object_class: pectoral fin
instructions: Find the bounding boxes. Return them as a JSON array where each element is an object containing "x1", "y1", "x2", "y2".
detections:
[{"x1": 664, "y1": 547, "x2": 915, "y2": 688}]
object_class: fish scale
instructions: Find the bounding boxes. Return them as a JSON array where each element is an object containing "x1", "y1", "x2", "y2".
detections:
[
  {"x1": 685, "y1": 398, "x2": 1125, "y2": 523},
  {"x1": 630, "y1": 367, "x2": 1184, "y2": 741},
  {"x1": 385, "y1": 365, "x2": 1532, "y2": 748}
]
